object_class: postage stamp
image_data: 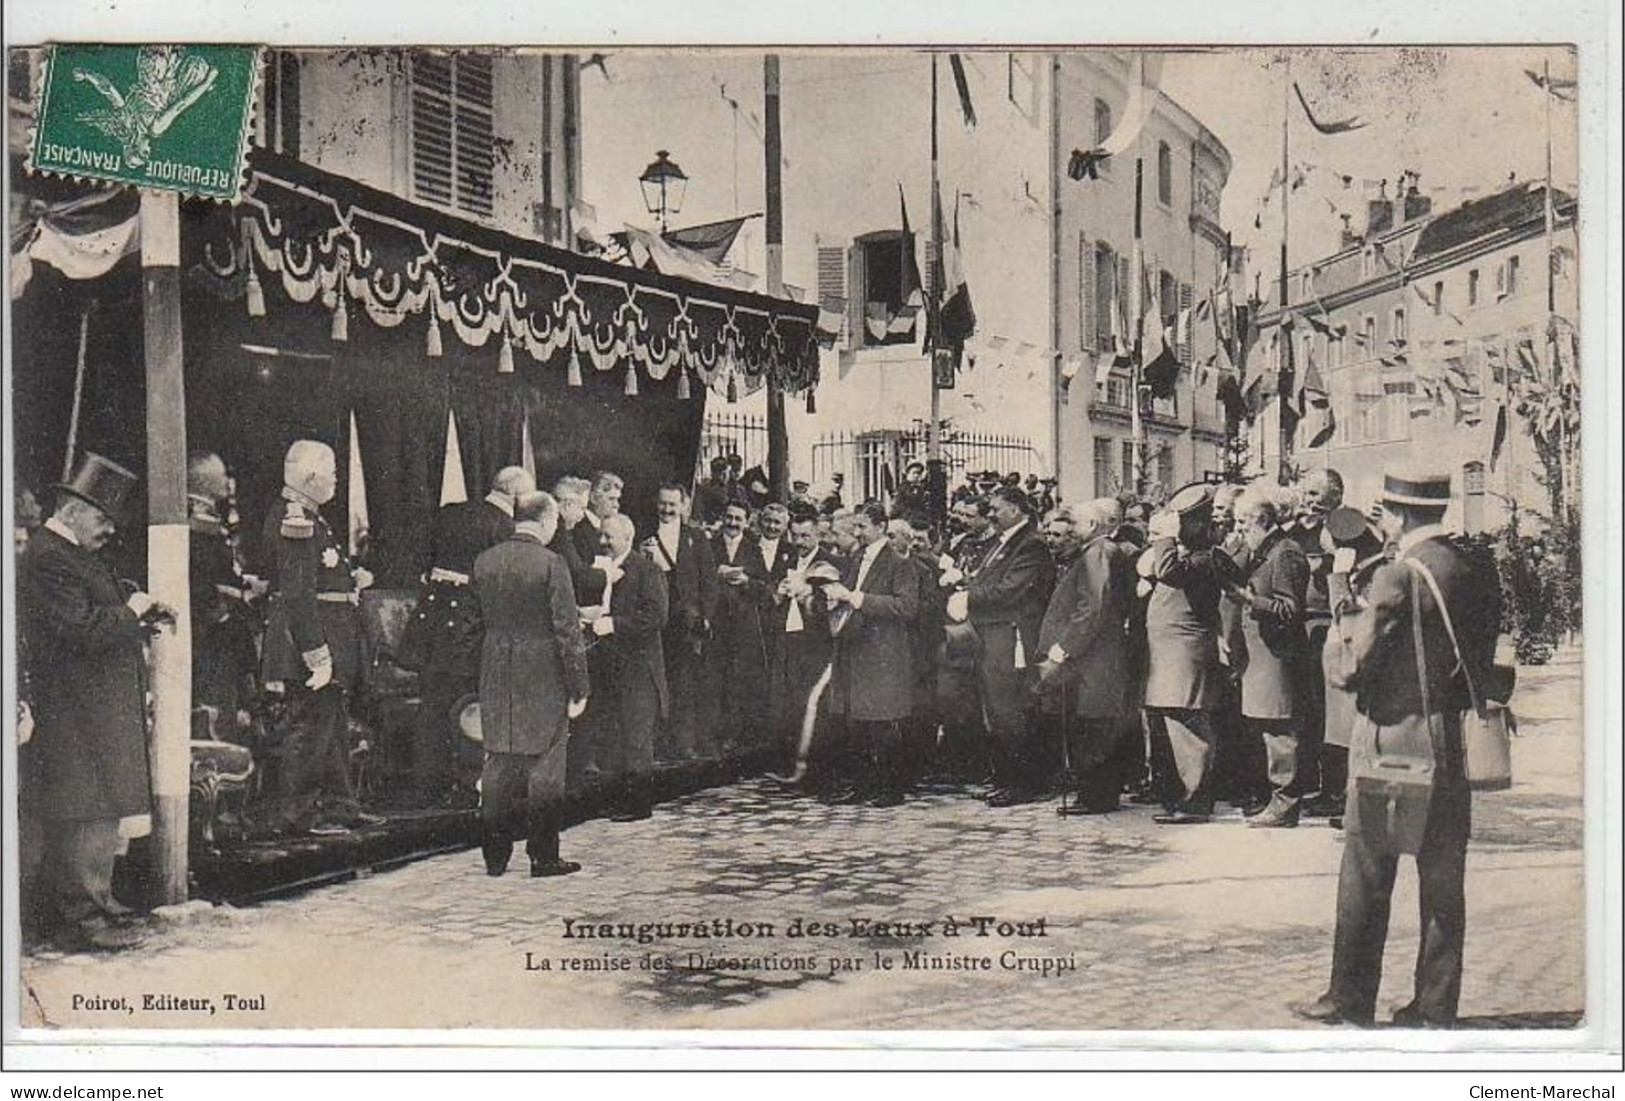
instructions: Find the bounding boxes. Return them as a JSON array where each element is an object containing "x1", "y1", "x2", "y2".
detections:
[{"x1": 26, "y1": 44, "x2": 261, "y2": 200}]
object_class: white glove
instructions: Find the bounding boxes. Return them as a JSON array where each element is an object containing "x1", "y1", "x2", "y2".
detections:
[
  {"x1": 939, "y1": 565, "x2": 965, "y2": 587},
  {"x1": 126, "y1": 591, "x2": 155, "y2": 617},
  {"x1": 946, "y1": 590, "x2": 970, "y2": 623},
  {"x1": 1331, "y1": 547, "x2": 1357, "y2": 575},
  {"x1": 352, "y1": 567, "x2": 375, "y2": 591},
  {"x1": 567, "y1": 697, "x2": 588, "y2": 720},
  {"x1": 578, "y1": 605, "x2": 605, "y2": 623},
  {"x1": 17, "y1": 702, "x2": 34, "y2": 746},
  {"x1": 591, "y1": 616, "x2": 615, "y2": 637},
  {"x1": 302, "y1": 645, "x2": 334, "y2": 690}
]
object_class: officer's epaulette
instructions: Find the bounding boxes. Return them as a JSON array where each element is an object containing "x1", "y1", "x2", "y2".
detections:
[{"x1": 281, "y1": 500, "x2": 316, "y2": 539}]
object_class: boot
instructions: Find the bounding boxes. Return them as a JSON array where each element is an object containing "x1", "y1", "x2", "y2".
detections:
[
  {"x1": 528, "y1": 812, "x2": 581, "y2": 877},
  {"x1": 481, "y1": 838, "x2": 513, "y2": 877}
]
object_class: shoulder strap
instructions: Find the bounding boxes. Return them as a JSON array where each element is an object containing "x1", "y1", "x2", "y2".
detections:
[{"x1": 1402, "y1": 554, "x2": 1484, "y2": 717}]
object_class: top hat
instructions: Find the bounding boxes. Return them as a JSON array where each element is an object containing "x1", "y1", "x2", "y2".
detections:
[
  {"x1": 55, "y1": 452, "x2": 140, "y2": 526},
  {"x1": 1167, "y1": 482, "x2": 1216, "y2": 517},
  {"x1": 1381, "y1": 470, "x2": 1452, "y2": 508}
]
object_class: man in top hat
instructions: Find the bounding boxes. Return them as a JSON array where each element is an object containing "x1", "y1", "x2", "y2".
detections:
[
  {"x1": 1225, "y1": 486, "x2": 1312, "y2": 828},
  {"x1": 260, "y1": 440, "x2": 379, "y2": 835},
  {"x1": 19, "y1": 454, "x2": 172, "y2": 951},
  {"x1": 398, "y1": 465, "x2": 535, "y2": 807},
  {"x1": 1293, "y1": 470, "x2": 1501, "y2": 1028},
  {"x1": 1141, "y1": 482, "x2": 1237, "y2": 825}
]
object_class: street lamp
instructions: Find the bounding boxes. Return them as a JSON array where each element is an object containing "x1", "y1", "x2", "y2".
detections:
[{"x1": 639, "y1": 149, "x2": 688, "y2": 235}]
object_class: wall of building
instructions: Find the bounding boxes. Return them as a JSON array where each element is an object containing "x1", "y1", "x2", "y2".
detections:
[
  {"x1": 1051, "y1": 53, "x2": 1233, "y2": 504},
  {"x1": 1251, "y1": 185, "x2": 1578, "y2": 530},
  {"x1": 290, "y1": 49, "x2": 576, "y2": 247}
]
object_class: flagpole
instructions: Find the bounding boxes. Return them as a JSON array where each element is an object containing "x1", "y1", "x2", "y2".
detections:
[
  {"x1": 1277, "y1": 55, "x2": 1294, "y2": 486},
  {"x1": 1131, "y1": 156, "x2": 1145, "y2": 496},
  {"x1": 927, "y1": 53, "x2": 943, "y2": 470},
  {"x1": 763, "y1": 54, "x2": 789, "y2": 501},
  {"x1": 1541, "y1": 56, "x2": 1568, "y2": 529}
]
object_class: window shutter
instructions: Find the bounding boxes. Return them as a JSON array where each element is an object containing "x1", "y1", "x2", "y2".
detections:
[
  {"x1": 816, "y1": 236, "x2": 850, "y2": 350},
  {"x1": 1177, "y1": 281, "x2": 1193, "y2": 365},
  {"x1": 1079, "y1": 232, "x2": 1096, "y2": 353},
  {"x1": 846, "y1": 240, "x2": 867, "y2": 351},
  {"x1": 411, "y1": 54, "x2": 494, "y2": 219}
]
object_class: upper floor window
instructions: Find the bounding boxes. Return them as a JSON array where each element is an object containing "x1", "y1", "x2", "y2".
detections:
[
  {"x1": 411, "y1": 53, "x2": 495, "y2": 219},
  {"x1": 1431, "y1": 280, "x2": 1445, "y2": 316},
  {"x1": 1156, "y1": 141, "x2": 1173, "y2": 206},
  {"x1": 1094, "y1": 97, "x2": 1113, "y2": 145},
  {"x1": 1467, "y1": 268, "x2": 1481, "y2": 307},
  {"x1": 1391, "y1": 307, "x2": 1407, "y2": 345},
  {"x1": 853, "y1": 230, "x2": 920, "y2": 348},
  {"x1": 1497, "y1": 254, "x2": 1521, "y2": 300}
]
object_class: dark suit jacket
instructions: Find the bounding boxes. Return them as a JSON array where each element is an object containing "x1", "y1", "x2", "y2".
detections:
[
  {"x1": 1037, "y1": 534, "x2": 1134, "y2": 719},
  {"x1": 1237, "y1": 528, "x2": 1310, "y2": 721},
  {"x1": 599, "y1": 552, "x2": 671, "y2": 719},
  {"x1": 828, "y1": 542, "x2": 920, "y2": 722},
  {"x1": 401, "y1": 498, "x2": 514, "y2": 675},
  {"x1": 19, "y1": 527, "x2": 152, "y2": 821},
  {"x1": 967, "y1": 519, "x2": 1055, "y2": 678},
  {"x1": 649, "y1": 522, "x2": 718, "y2": 636},
  {"x1": 709, "y1": 531, "x2": 774, "y2": 682}
]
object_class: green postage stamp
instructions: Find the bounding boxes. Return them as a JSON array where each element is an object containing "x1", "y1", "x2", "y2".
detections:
[{"x1": 27, "y1": 44, "x2": 261, "y2": 200}]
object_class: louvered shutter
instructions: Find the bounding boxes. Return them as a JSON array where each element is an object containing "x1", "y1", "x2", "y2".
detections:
[
  {"x1": 1178, "y1": 281, "x2": 1193, "y2": 365},
  {"x1": 1079, "y1": 233, "x2": 1096, "y2": 353}
]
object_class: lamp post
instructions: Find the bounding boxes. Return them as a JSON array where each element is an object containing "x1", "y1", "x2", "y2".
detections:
[{"x1": 639, "y1": 149, "x2": 689, "y2": 235}]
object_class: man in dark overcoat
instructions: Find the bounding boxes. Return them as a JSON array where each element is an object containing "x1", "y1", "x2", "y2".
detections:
[
  {"x1": 1227, "y1": 487, "x2": 1312, "y2": 827},
  {"x1": 582, "y1": 514, "x2": 670, "y2": 821},
  {"x1": 644, "y1": 482, "x2": 718, "y2": 761},
  {"x1": 707, "y1": 502, "x2": 780, "y2": 754},
  {"x1": 1141, "y1": 484, "x2": 1237, "y2": 824},
  {"x1": 19, "y1": 454, "x2": 168, "y2": 951},
  {"x1": 471, "y1": 491, "x2": 590, "y2": 877},
  {"x1": 1035, "y1": 499, "x2": 1135, "y2": 813},
  {"x1": 1294, "y1": 471, "x2": 1501, "y2": 1027},
  {"x1": 966, "y1": 485, "x2": 1055, "y2": 805},
  {"x1": 823, "y1": 503, "x2": 921, "y2": 807},
  {"x1": 399, "y1": 465, "x2": 533, "y2": 806}
]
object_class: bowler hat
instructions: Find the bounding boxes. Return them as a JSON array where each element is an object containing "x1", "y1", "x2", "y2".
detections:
[
  {"x1": 55, "y1": 452, "x2": 139, "y2": 526},
  {"x1": 1381, "y1": 470, "x2": 1451, "y2": 508}
]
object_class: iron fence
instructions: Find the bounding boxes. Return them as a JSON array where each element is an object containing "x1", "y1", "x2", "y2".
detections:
[
  {"x1": 810, "y1": 425, "x2": 1041, "y2": 504},
  {"x1": 697, "y1": 411, "x2": 769, "y2": 483}
]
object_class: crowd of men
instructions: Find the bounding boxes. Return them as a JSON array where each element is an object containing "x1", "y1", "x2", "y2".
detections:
[{"x1": 17, "y1": 437, "x2": 1507, "y2": 1026}]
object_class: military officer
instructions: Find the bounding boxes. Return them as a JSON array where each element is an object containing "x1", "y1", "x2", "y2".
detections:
[
  {"x1": 399, "y1": 465, "x2": 534, "y2": 806},
  {"x1": 188, "y1": 452, "x2": 263, "y2": 739},
  {"x1": 261, "y1": 440, "x2": 380, "y2": 835},
  {"x1": 1293, "y1": 470, "x2": 1501, "y2": 1028}
]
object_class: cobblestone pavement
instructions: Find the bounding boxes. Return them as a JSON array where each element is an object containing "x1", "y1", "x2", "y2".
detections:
[{"x1": 17, "y1": 650, "x2": 1585, "y2": 1034}]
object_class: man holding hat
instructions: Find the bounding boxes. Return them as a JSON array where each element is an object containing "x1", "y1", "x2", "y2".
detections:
[
  {"x1": 19, "y1": 453, "x2": 172, "y2": 951},
  {"x1": 260, "y1": 440, "x2": 377, "y2": 835},
  {"x1": 1141, "y1": 482, "x2": 1236, "y2": 825},
  {"x1": 1293, "y1": 470, "x2": 1501, "y2": 1028}
]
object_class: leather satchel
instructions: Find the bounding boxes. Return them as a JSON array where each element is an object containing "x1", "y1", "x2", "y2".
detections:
[{"x1": 1404, "y1": 556, "x2": 1513, "y2": 792}]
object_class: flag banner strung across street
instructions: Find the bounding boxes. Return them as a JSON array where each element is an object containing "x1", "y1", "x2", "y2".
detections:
[
  {"x1": 1067, "y1": 52, "x2": 1163, "y2": 180},
  {"x1": 947, "y1": 54, "x2": 978, "y2": 128},
  {"x1": 662, "y1": 214, "x2": 756, "y2": 266}
]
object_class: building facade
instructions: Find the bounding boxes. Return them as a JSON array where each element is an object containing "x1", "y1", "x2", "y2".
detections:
[
  {"x1": 790, "y1": 51, "x2": 1233, "y2": 502},
  {"x1": 257, "y1": 48, "x2": 582, "y2": 248},
  {"x1": 1251, "y1": 179, "x2": 1578, "y2": 530}
]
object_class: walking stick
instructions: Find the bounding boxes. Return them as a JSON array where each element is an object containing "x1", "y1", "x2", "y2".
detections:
[{"x1": 767, "y1": 661, "x2": 832, "y2": 785}]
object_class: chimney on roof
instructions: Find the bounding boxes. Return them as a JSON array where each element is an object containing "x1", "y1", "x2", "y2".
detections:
[
  {"x1": 1401, "y1": 173, "x2": 1433, "y2": 223},
  {"x1": 1365, "y1": 178, "x2": 1394, "y2": 238},
  {"x1": 1339, "y1": 213, "x2": 1360, "y2": 250}
]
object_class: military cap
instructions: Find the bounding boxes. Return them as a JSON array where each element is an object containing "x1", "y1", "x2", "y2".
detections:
[{"x1": 1167, "y1": 482, "x2": 1216, "y2": 517}]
